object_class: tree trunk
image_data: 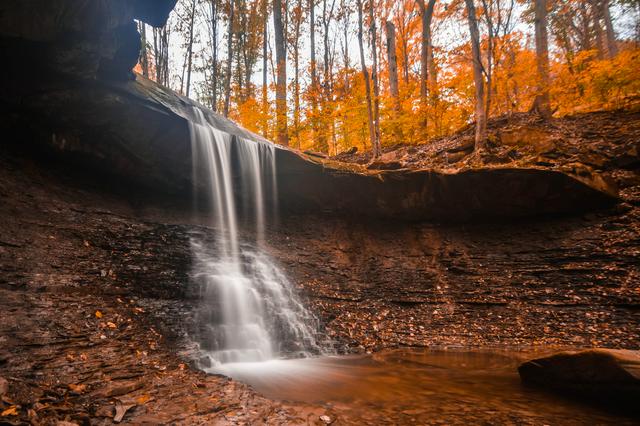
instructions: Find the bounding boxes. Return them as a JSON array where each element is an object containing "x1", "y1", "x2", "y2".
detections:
[
  {"x1": 262, "y1": 0, "x2": 268, "y2": 137},
  {"x1": 138, "y1": 22, "x2": 149, "y2": 77},
  {"x1": 480, "y1": 0, "x2": 493, "y2": 118},
  {"x1": 417, "y1": 0, "x2": 436, "y2": 135},
  {"x1": 417, "y1": 0, "x2": 436, "y2": 102},
  {"x1": 368, "y1": 0, "x2": 381, "y2": 157},
  {"x1": 318, "y1": 0, "x2": 335, "y2": 152},
  {"x1": 356, "y1": 0, "x2": 376, "y2": 156},
  {"x1": 185, "y1": 0, "x2": 197, "y2": 98},
  {"x1": 425, "y1": 0, "x2": 437, "y2": 101},
  {"x1": 273, "y1": 0, "x2": 289, "y2": 146},
  {"x1": 309, "y1": 0, "x2": 319, "y2": 142},
  {"x1": 385, "y1": 20, "x2": 402, "y2": 142},
  {"x1": 532, "y1": 0, "x2": 551, "y2": 118},
  {"x1": 210, "y1": 0, "x2": 219, "y2": 111},
  {"x1": 590, "y1": 0, "x2": 606, "y2": 59},
  {"x1": 293, "y1": 0, "x2": 302, "y2": 148},
  {"x1": 224, "y1": 0, "x2": 234, "y2": 117},
  {"x1": 464, "y1": 0, "x2": 486, "y2": 149},
  {"x1": 601, "y1": 0, "x2": 618, "y2": 57}
]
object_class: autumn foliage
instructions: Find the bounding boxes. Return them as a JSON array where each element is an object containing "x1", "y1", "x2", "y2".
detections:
[{"x1": 136, "y1": 0, "x2": 640, "y2": 156}]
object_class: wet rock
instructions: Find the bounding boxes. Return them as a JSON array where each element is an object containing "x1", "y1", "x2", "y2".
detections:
[{"x1": 518, "y1": 349, "x2": 640, "y2": 412}]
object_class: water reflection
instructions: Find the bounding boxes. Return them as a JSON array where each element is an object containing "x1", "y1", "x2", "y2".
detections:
[{"x1": 213, "y1": 349, "x2": 637, "y2": 424}]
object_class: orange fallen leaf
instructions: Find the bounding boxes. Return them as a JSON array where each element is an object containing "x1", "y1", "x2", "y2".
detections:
[
  {"x1": 136, "y1": 394, "x2": 151, "y2": 404},
  {"x1": 68, "y1": 383, "x2": 87, "y2": 393},
  {"x1": 106, "y1": 322, "x2": 117, "y2": 329},
  {"x1": 1, "y1": 406, "x2": 18, "y2": 416},
  {"x1": 95, "y1": 310, "x2": 103, "y2": 318}
]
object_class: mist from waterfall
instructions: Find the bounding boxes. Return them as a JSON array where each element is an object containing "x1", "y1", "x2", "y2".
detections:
[{"x1": 188, "y1": 109, "x2": 323, "y2": 367}]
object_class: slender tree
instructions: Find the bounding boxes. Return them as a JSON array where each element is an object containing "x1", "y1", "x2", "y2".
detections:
[
  {"x1": 532, "y1": 0, "x2": 551, "y2": 118},
  {"x1": 290, "y1": 0, "x2": 305, "y2": 147},
  {"x1": 273, "y1": 0, "x2": 289, "y2": 145},
  {"x1": 601, "y1": 0, "x2": 618, "y2": 57},
  {"x1": 356, "y1": 0, "x2": 377, "y2": 156},
  {"x1": 224, "y1": 0, "x2": 234, "y2": 117},
  {"x1": 417, "y1": 0, "x2": 436, "y2": 103},
  {"x1": 385, "y1": 20, "x2": 403, "y2": 141},
  {"x1": 464, "y1": 0, "x2": 486, "y2": 149},
  {"x1": 209, "y1": 0, "x2": 220, "y2": 111},
  {"x1": 138, "y1": 21, "x2": 150, "y2": 77},
  {"x1": 180, "y1": 0, "x2": 197, "y2": 96},
  {"x1": 309, "y1": 0, "x2": 319, "y2": 142},
  {"x1": 319, "y1": 0, "x2": 337, "y2": 152},
  {"x1": 590, "y1": 0, "x2": 606, "y2": 59},
  {"x1": 368, "y1": 0, "x2": 382, "y2": 157},
  {"x1": 262, "y1": 0, "x2": 269, "y2": 136},
  {"x1": 153, "y1": 25, "x2": 170, "y2": 86}
]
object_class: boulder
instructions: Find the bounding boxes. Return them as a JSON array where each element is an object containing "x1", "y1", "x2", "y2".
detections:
[{"x1": 519, "y1": 349, "x2": 640, "y2": 412}]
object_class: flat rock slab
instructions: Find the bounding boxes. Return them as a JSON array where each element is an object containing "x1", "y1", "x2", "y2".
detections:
[
  {"x1": 518, "y1": 349, "x2": 640, "y2": 413},
  {"x1": 277, "y1": 149, "x2": 619, "y2": 220}
]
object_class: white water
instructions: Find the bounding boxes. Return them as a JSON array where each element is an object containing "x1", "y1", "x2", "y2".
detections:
[{"x1": 188, "y1": 109, "x2": 323, "y2": 367}]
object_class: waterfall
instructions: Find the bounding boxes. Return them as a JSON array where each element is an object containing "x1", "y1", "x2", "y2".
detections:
[{"x1": 188, "y1": 109, "x2": 322, "y2": 367}]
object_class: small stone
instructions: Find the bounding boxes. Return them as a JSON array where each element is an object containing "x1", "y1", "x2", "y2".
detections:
[{"x1": 319, "y1": 414, "x2": 332, "y2": 424}]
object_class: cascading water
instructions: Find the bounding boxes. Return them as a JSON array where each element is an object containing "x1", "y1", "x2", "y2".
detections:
[{"x1": 188, "y1": 108, "x2": 323, "y2": 367}]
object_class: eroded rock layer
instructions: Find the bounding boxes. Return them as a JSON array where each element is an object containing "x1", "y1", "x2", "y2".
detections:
[{"x1": 0, "y1": 143, "x2": 638, "y2": 423}]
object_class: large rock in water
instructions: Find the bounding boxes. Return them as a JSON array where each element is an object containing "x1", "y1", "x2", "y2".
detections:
[{"x1": 519, "y1": 349, "x2": 640, "y2": 412}]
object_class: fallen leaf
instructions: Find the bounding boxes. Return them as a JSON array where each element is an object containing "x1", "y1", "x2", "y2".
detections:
[
  {"x1": 68, "y1": 383, "x2": 87, "y2": 393},
  {"x1": 95, "y1": 310, "x2": 103, "y2": 318},
  {"x1": 106, "y1": 321, "x2": 117, "y2": 329},
  {"x1": 1, "y1": 406, "x2": 18, "y2": 416},
  {"x1": 136, "y1": 394, "x2": 151, "y2": 404}
]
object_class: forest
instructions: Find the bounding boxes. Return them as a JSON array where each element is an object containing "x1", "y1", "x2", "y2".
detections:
[
  {"x1": 137, "y1": 0, "x2": 639, "y2": 154},
  {"x1": 0, "y1": 0, "x2": 639, "y2": 424}
]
